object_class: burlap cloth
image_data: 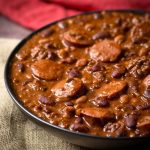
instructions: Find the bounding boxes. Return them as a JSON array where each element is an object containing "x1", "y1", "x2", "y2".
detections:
[{"x1": 0, "y1": 38, "x2": 89, "y2": 150}]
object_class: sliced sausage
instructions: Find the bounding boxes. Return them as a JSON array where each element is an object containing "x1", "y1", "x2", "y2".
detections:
[
  {"x1": 31, "y1": 60, "x2": 64, "y2": 81},
  {"x1": 63, "y1": 30, "x2": 93, "y2": 47},
  {"x1": 137, "y1": 116, "x2": 150, "y2": 136},
  {"x1": 80, "y1": 107, "x2": 115, "y2": 122},
  {"x1": 64, "y1": 78, "x2": 86, "y2": 97},
  {"x1": 51, "y1": 78, "x2": 86, "y2": 98},
  {"x1": 51, "y1": 80, "x2": 67, "y2": 98},
  {"x1": 96, "y1": 81, "x2": 127, "y2": 99},
  {"x1": 89, "y1": 40, "x2": 121, "y2": 62}
]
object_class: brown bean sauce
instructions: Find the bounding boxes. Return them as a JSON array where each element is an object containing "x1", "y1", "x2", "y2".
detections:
[{"x1": 10, "y1": 11, "x2": 150, "y2": 137}]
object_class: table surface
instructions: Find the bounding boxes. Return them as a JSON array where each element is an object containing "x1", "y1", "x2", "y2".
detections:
[{"x1": 0, "y1": 15, "x2": 31, "y2": 39}]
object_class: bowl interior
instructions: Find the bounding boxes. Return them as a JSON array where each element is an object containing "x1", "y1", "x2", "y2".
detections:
[{"x1": 4, "y1": 10, "x2": 150, "y2": 142}]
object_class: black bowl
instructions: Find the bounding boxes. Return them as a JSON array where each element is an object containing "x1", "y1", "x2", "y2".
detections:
[{"x1": 4, "y1": 10, "x2": 150, "y2": 149}]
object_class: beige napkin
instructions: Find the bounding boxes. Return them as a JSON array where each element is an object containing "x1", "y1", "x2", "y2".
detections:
[{"x1": 0, "y1": 38, "x2": 88, "y2": 150}]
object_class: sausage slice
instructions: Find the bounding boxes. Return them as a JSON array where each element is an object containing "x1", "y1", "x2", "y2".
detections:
[
  {"x1": 31, "y1": 60, "x2": 63, "y2": 80},
  {"x1": 51, "y1": 78, "x2": 86, "y2": 98},
  {"x1": 96, "y1": 81, "x2": 127, "y2": 99},
  {"x1": 63, "y1": 30, "x2": 93, "y2": 47},
  {"x1": 80, "y1": 107, "x2": 115, "y2": 121},
  {"x1": 89, "y1": 40, "x2": 121, "y2": 62}
]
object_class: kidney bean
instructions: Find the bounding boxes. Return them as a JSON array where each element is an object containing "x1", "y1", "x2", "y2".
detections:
[
  {"x1": 68, "y1": 68, "x2": 80, "y2": 79},
  {"x1": 70, "y1": 123, "x2": 89, "y2": 133},
  {"x1": 17, "y1": 63, "x2": 25, "y2": 72},
  {"x1": 143, "y1": 90, "x2": 150, "y2": 98},
  {"x1": 39, "y1": 95, "x2": 55, "y2": 105},
  {"x1": 91, "y1": 97, "x2": 109, "y2": 107},
  {"x1": 124, "y1": 114, "x2": 137, "y2": 128},
  {"x1": 111, "y1": 65, "x2": 126, "y2": 78},
  {"x1": 91, "y1": 63, "x2": 105, "y2": 72},
  {"x1": 92, "y1": 31, "x2": 110, "y2": 40}
]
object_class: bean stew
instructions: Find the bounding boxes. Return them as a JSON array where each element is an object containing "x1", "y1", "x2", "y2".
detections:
[{"x1": 9, "y1": 11, "x2": 150, "y2": 137}]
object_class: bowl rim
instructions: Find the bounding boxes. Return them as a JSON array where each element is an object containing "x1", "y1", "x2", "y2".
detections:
[{"x1": 4, "y1": 9, "x2": 150, "y2": 141}]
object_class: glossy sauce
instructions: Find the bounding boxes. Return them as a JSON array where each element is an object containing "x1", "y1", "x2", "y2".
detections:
[{"x1": 10, "y1": 11, "x2": 150, "y2": 137}]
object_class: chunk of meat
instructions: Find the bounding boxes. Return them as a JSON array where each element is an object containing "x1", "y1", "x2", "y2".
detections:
[
  {"x1": 31, "y1": 46, "x2": 56, "y2": 60},
  {"x1": 80, "y1": 107, "x2": 115, "y2": 122},
  {"x1": 130, "y1": 22, "x2": 150, "y2": 38},
  {"x1": 61, "y1": 106, "x2": 75, "y2": 118},
  {"x1": 103, "y1": 121, "x2": 126, "y2": 137},
  {"x1": 89, "y1": 40, "x2": 121, "y2": 62},
  {"x1": 96, "y1": 81, "x2": 127, "y2": 99},
  {"x1": 127, "y1": 77, "x2": 139, "y2": 96},
  {"x1": 15, "y1": 49, "x2": 30, "y2": 60},
  {"x1": 63, "y1": 30, "x2": 93, "y2": 47},
  {"x1": 127, "y1": 56, "x2": 150, "y2": 78},
  {"x1": 31, "y1": 60, "x2": 63, "y2": 80},
  {"x1": 51, "y1": 78, "x2": 86, "y2": 98},
  {"x1": 27, "y1": 80, "x2": 47, "y2": 91},
  {"x1": 137, "y1": 116, "x2": 150, "y2": 136},
  {"x1": 143, "y1": 75, "x2": 150, "y2": 90}
]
